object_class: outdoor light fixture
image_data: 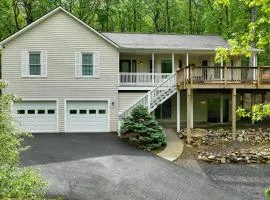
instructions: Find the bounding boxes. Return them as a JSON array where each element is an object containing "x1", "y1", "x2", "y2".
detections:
[
  {"x1": 200, "y1": 100, "x2": 207, "y2": 105},
  {"x1": 111, "y1": 101, "x2": 115, "y2": 106}
]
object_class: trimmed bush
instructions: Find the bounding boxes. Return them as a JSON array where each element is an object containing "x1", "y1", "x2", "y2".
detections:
[
  {"x1": 121, "y1": 105, "x2": 167, "y2": 150},
  {"x1": 265, "y1": 188, "x2": 270, "y2": 200}
]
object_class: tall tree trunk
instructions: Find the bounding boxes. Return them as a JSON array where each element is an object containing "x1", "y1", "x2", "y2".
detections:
[
  {"x1": 12, "y1": 0, "x2": 20, "y2": 31},
  {"x1": 23, "y1": 0, "x2": 34, "y2": 25},
  {"x1": 133, "y1": 2, "x2": 137, "y2": 32},
  {"x1": 249, "y1": 6, "x2": 257, "y2": 66},
  {"x1": 188, "y1": 0, "x2": 193, "y2": 34},
  {"x1": 165, "y1": 0, "x2": 170, "y2": 32}
]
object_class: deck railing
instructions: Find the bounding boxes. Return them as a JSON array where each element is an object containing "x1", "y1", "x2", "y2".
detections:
[
  {"x1": 177, "y1": 66, "x2": 270, "y2": 86},
  {"x1": 119, "y1": 72, "x2": 171, "y2": 86}
]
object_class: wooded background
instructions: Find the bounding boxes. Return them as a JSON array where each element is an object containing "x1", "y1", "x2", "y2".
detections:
[{"x1": 0, "y1": 0, "x2": 269, "y2": 65}]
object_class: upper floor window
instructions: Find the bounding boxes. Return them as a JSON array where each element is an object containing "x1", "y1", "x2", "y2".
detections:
[
  {"x1": 75, "y1": 52, "x2": 100, "y2": 78},
  {"x1": 21, "y1": 51, "x2": 47, "y2": 77},
  {"x1": 29, "y1": 52, "x2": 41, "y2": 75},
  {"x1": 82, "y1": 53, "x2": 93, "y2": 76}
]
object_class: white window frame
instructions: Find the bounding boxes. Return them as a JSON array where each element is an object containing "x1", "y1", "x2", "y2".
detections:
[
  {"x1": 28, "y1": 51, "x2": 42, "y2": 77},
  {"x1": 75, "y1": 51, "x2": 100, "y2": 78},
  {"x1": 81, "y1": 52, "x2": 95, "y2": 77}
]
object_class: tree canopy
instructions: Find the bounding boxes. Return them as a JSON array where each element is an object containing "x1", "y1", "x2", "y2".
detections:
[{"x1": 0, "y1": 0, "x2": 269, "y2": 65}]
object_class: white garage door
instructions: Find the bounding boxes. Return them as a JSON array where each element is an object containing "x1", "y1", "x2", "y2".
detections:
[
  {"x1": 66, "y1": 101, "x2": 109, "y2": 132},
  {"x1": 13, "y1": 101, "x2": 57, "y2": 133}
]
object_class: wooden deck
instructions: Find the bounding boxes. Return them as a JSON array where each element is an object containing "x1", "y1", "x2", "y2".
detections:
[{"x1": 176, "y1": 66, "x2": 270, "y2": 90}]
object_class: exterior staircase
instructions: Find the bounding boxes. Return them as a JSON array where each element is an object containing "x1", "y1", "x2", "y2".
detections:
[{"x1": 119, "y1": 72, "x2": 177, "y2": 123}]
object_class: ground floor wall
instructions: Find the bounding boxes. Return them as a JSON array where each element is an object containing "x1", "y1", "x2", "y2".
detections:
[
  {"x1": 118, "y1": 90, "x2": 242, "y2": 125},
  {"x1": 118, "y1": 91, "x2": 147, "y2": 113},
  {"x1": 156, "y1": 92, "x2": 241, "y2": 125},
  {"x1": 9, "y1": 89, "x2": 118, "y2": 133}
]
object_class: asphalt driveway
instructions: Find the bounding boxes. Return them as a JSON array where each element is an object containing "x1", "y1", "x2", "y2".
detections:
[{"x1": 21, "y1": 133, "x2": 258, "y2": 200}]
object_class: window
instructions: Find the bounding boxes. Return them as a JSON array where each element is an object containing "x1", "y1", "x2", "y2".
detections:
[
  {"x1": 82, "y1": 53, "x2": 93, "y2": 76},
  {"x1": 98, "y1": 110, "x2": 106, "y2": 114},
  {"x1": 119, "y1": 60, "x2": 136, "y2": 72},
  {"x1": 38, "y1": 110, "x2": 45, "y2": 114},
  {"x1": 28, "y1": 110, "x2": 35, "y2": 114},
  {"x1": 161, "y1": 59, "x2": 172, "y2": 73},
  {"x1": 17, "y1": 110, "x2": 25, "y2": 114},
  {"x1": 48, "y1": 109, "x2": 55, "y2": 114},
  {"x1": 70, "y1": 110, "x2": 77, "y2": 114},
  {"x1": 79, "y1": 110, "x2": 87, "y2": 114},
  {"x1": 29, "y1": 52, "x2": 41, "y2": 75},
  {"x1": 89, "y1": 110, "x2": 96, "y2": 114}
]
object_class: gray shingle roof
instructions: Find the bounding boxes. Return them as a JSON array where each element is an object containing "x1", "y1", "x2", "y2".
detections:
[{"x1": 102, "y1": 32, "x2": 230, "y2": 50}]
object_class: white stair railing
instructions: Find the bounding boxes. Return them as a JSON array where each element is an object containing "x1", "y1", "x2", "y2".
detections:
[{"x1": 119, "y1": 72, "x2": 177, "y2": 121}]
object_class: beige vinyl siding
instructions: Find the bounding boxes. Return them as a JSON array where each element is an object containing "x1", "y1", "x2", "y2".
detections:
[
  {"x1": 118, "y1": 92, "x2": 147, "y2": 113},
  {"x1": 2, "y1": 11, "x2": 118, "y2": 132}
]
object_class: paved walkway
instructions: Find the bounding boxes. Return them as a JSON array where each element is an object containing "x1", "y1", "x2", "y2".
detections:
[
  {"x1": 20, "y1": 133, "x2": 243, "y2": 200},
  {"x1": 157, "y1": 128, "x2": 184, "y2": 161}
]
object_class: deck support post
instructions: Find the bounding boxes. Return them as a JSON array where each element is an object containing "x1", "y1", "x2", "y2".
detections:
[
  {"x1": 152, "y1": 52, "x2": 155, "y2": 86},
  {"x1": 187, "y1": 88, "x2": 193, "y2": 143},
  {"x1": 177, "y1": 90, "x2": 181, "y2": 133},
  {"x1": 190, "y1": 89, "x2": 194, "y2": 129},
  {"x1": 232, "y1": 88, "x2": 236, "y2": 140},
  {"x1": 220, "y1": 94, "x2": 224, "y2": 124}
]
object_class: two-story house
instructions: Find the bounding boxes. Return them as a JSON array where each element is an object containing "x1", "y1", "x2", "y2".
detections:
[{"x1": 1, "y1": 7, "x2": 269, "y2": 134}]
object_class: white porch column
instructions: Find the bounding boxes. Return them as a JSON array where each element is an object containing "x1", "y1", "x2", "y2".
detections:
[
  {"x1": 172, "y1": 52, "x2": 175, "y2": 72},
  {"x1": 253, "y1": 53, "x2": 257, "y2": 81},
  {"x1": 220, "y1": 94, "x2": 224, "y2": 124},
  {"x1": 190, "y1": 89, "x2": 194, "y2": 129},
  {"x1": 187, "y1": 88, "x2": 191, "y2": 143},
  {"x1": 221, "y1": 57, "x2": 224, "y2": 80},
  {"x1": 152, "y1": 52, "x2": 155, "y2": 86},
  {"x1": 177, "y1": 90, "x2": 181, "y2": 133},
  {"x1": 232, "y1": 88, "x2": 236, "y2": 140},
  {"x1": 186, "y1": 53, "x2": 189, "y2": 79}
]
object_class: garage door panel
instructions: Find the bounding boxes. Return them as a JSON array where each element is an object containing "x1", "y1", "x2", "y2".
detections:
[
  {"x1": 13, "y1": 101, "x2": 57, "y2": 133},
  {"x1": 66, "y1": 101, "x2": 108, "y2": 132}
]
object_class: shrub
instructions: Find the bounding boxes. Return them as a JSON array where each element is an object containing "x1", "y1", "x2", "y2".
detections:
[
  {"x1": 121, "y1": 105, "x2": 167, "y2": 150},
  {"x1": 265, "y1": 188, "x2": 270, "y2": 200},
  {"x1": 0, "y1": 82, "x2": 46, "y2": 199}
]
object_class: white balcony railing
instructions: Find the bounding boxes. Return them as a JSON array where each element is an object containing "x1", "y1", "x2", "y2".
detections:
[{"x1": 119, "y1": 72, "x2": 172, "y2": 86}]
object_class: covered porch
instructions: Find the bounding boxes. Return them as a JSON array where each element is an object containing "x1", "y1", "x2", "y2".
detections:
[{"x1": 118, "y1": 51, "x2": 235, "y2": 88}]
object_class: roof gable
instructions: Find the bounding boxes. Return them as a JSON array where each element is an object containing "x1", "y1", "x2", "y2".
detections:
[{"x1": 0, "y1": 7, "x2": 119, "y2": 49}]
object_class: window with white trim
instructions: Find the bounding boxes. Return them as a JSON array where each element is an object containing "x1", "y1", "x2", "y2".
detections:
[
  {"x1": 75, "y1": 52, "x2": 99, "y2": 78},
  {"x1": 21, "y1": 50, "x2": 47, "y2": 77},
  {"x1": 29, "y1": 52, "x2": 41, "y2": 75},
  {"x1": 82, "y1": 53, "x2": 94, "y2": 76}
]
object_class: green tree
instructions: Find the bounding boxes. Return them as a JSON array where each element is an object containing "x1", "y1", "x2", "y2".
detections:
[
  {"x1": 236, "y1": 104, "x2": 270, "y2": 122},
  {"x1": 121, "y1": 105, "x2": 167, "y2": 150},
  {"x1": 0, "y1": 82, "x2": 46, "y2": 199}
]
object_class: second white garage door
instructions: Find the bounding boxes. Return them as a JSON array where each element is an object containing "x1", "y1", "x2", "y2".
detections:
[{"x1": 66, "y1": 101, "x2": 109, "y2": 132}]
